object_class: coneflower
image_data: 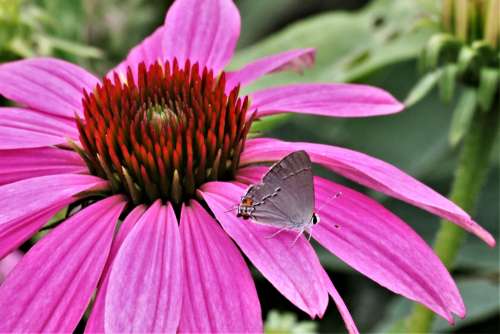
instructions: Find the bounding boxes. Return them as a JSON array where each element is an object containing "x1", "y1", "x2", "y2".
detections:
[{"x1": 0, "y1": 0, "x2": 494, "y2": 333}]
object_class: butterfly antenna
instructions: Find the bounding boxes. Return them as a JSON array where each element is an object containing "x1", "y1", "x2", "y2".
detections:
[{"x1": 316, "y1": 191, "x2": 342, "y2": 215}]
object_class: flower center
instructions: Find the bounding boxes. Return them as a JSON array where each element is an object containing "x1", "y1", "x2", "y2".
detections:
[{"x1": 75, "y1": 60, "x2": 252, "y2": 206}]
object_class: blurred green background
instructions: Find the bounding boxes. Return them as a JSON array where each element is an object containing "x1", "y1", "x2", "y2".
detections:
[{"x1": 1, "y1": 0, "x2": 498, "y2": 333}]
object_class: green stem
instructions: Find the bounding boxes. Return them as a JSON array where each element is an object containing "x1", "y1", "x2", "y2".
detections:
[{"x1": 405, "y1": 103, "x2": 499, "y2": 333}]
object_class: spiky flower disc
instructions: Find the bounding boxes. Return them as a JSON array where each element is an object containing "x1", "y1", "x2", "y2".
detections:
[{"x1": 76, "y1": 60, "x2": 252, "y2": 206}]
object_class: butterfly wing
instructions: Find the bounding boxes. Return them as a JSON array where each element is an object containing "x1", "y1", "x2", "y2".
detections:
[{"x1": 244, "y1": 150, "x2": 315, "y2": 230}]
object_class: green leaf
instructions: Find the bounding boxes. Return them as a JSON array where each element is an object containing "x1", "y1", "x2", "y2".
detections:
[
  {"x1": 36, "y1": 34, "x2": 103, "y2": 59},
  {"x1": 433, "y1": 278, "x2": 500, "y2": 331},
  {"x1": 372, "y1": 298, "x2": 412, "y2": 333},
  {"x1": 6, "y1": 37, "x2": 34, "y2": 58},
  {"x1": 449, "y1": 88, "x2": 477, "y2": 146},
  {"x1": 477, "y1": 67, "x2": 499, "y2": 112},
  {"x1": 422, "y1": 33, "x2": 462, "y2": 70},
  {"x1": 439, "y1": 64, "x2": 458, "y2": 103},
  {"x1": 374, "y1": 278, "x2": 499, "y2": 332},
  {"x1": 338, "y1": 25, "x2": 435, "y2": 82},
  {"x1": 471, "y1": 41, "x2": 498, "y2": 66},
  {"x1": 232, "y1": 0, "x2": 437, "y2": 84},
  {"x1": 231, "y1": 10, "x2": 372, "y2": 92},
  {"x1": 316, "y1": 247, "x2": 353, "y2": 273},
  {"x1": 32, "y1": 206, "x2": 68, "y2": 241},
  {"x1": 237, "y1": 0, "x2": 312, "y2": 48},
  {"x1": 231, "y1": 0, "x2": 437, "y2": 132},
  {"x1": 456, "y1": 46, "x2": 480, "y2": 79},
  {"x1": 250, "y1": 114, "x2": 290, "y2": 134},
  {"x1": 456, "y1": 241, "x2": 500, "y2": 271},
  {"x1": 404, "y1": 69, "x2": 442, "y2": 108},
  {"x1": 265, "y1": 310, "x2": 317, "y2": 334}
]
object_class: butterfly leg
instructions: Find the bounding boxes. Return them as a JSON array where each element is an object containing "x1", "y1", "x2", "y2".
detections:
[
  {"x1": 307, "y1": 227, "x2": 313, "y2": 241},
  {"x1": 290, "y1": 229, "x2": 306, "y2": 247},
  {"x1": 265, "y1": 226, "x2": 291, "y2": 239}
]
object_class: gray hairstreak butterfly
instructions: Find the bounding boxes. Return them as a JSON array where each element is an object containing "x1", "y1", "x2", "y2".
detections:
[{"x1": 237, "y1": 150, "x2": 340, "y2": 242}]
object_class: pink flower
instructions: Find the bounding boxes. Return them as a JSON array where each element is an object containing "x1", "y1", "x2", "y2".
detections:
[{"x1": 0, "y1": 0, "x2": 494, "y2": 332}]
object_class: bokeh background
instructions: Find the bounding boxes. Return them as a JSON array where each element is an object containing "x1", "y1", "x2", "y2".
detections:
[{"x1": 1, "y1": 0, "x2": 498, "y2": 333}]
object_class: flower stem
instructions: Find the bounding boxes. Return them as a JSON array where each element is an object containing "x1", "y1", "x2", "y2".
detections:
[{"x1": 405, "y1": 102, "x2": 499, "y2": 333}]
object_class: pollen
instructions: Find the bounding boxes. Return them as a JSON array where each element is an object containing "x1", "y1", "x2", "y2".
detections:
[{"x1": 75, "y1": 60, "x2": 253, "y2": 206}]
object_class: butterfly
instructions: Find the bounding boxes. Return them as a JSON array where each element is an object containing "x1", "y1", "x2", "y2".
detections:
[{"x1": 237, "y1": 150, "x2": 324, "y2": 242}]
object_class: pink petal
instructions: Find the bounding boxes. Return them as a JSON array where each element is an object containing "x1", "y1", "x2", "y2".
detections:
[
  {"x1": 225, "y1": 48, "x2": 315, "y2": 91},
  {"x1": 0, "y1": 174, "x2": 107, "y2": 226},
  {"x1": 85, "y1": 205, "x2": 146, "y2": 333},
  {"x1": 0, "y1": 147, "x2": 87, "y2": 186},
  {"x1": 320, "y1": 269, "x2": 359, "y2": 334},
  {"x1": 248, "y1": 83, "x2": 404, "y2": 118},
  {"x1": 313, "y1": 177, "x2": 464, "y2": 322},
  {"x1": 0, "y1": 107, "x2": 78, "y2": 144},
  {"x1": 0, "y1": 58, "x2": 99, "y2": 118},
  {"x1": 0, "y1": 202, "x2": 69, "y2": 260},
  {"x1": 0, "y1": 250, "x2": 23, "y2": 284},
  {"x1": 0, "y1": 196, "x2": 126, "y2": 332},
  {"x1": 179, "y1": 200, "x2": 262, "y2": 332},
  {"x1": 241, "y1": 138, "x2": 495, "y2": 246},
  {"x1": 237, "y1": 166, "x2": 465, "y2": 322},
  {"x1": 105, "y1": 201, "x2": 182, "y2": 332},
  {"x1": 199, "y1": 182, "x2": 329, "y2": 318},
  {"x1": 0, "y1": 174, "x2": 108, "y2": 258},
  {"x1": 110, "y1": 26, "x2": 166, "y2": 79},
  {"x1": 162, "y1": 0, "x2": 240, "y2": 73},
  {"x1": 0, "y1": 128, "x2": 63, "y2": 150}
]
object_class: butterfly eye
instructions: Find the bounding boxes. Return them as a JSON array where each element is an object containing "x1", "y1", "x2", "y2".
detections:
[{"x1": 312, "y1": 213, "x2": 320, "y2": 224}]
